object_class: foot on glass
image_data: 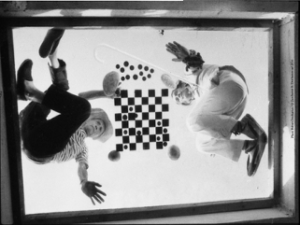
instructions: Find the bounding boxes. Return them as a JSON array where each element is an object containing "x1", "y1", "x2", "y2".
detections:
[
  {"x1": 245, "y1": 140, "x2": 267, "y2": 176},
  {"x1": 17, "y1": 59, "x2": 33, "y2": 101},
  {"x1": 240, "y1": 114, "x2": 267, "y2": 141},
  {"x1": 39, "y1": 28, "x2": 65, "y2": 58}
]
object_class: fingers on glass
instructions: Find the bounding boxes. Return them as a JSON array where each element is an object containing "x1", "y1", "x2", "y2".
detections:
[
  {"x1": 95, "y1": 193, "x2": 104, "y2": 202},
  {"x1": 96, "y1": 188, "x2": 107, "y2": 196},
  {"x1": 94, "y1": 195, "x2": 103, "y2": 204}
]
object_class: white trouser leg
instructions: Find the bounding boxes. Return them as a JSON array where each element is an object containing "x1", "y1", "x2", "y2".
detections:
[{"x1": 187, "y1": 80, "x2": 247, "y2": 161}]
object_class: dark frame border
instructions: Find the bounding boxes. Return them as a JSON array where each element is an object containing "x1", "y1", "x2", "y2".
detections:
[{"x1": 0, "y1": 17, "x2": 278, "y2": 224}]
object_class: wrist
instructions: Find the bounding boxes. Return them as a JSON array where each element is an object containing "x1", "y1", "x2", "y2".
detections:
[{"x1": 80, "y1": 179, "x2": 87, "y2": 185}]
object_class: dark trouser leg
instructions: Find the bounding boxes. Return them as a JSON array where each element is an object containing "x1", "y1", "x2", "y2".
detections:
[
  {"x1": 48, "y1": 58, "x2": 69, "y2": 91},
  {"x1": 21, "y1": 85, "x2": 91, "y2": 158}
]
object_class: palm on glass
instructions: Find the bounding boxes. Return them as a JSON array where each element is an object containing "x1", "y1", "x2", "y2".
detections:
[
  {"x1": 81, "y1": 181, "x2": 107, "y2": 205},
  {"x1": 166, "y1": 41, "x2": 204, "y2": 69},
  {"x1": 166, "y1": 41, "x2": 190, "y2": 62}
]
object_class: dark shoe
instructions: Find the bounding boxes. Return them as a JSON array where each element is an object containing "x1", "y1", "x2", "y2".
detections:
[
  {"x1": 17, "y1": 59, "x2": 33, "y2": 101},
  {"x1": 48, "y1": 59, "x2": 69, "y2": 91},
  {"x1": 246, "y1": 140, "x2": 267, "y2": 176},
  {"x1": 240, "y1": 114, "x2": 267, "y2": 141},
  {"x1": 39, "y1": 28, "x2": 65, "y2": 58}
]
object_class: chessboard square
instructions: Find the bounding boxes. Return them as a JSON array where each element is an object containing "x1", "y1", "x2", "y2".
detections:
[
  {"x1": 156, "y1": 142, "x2": 163, "y2": 149},
  {"x1": 149, "y1": 127, "x2": 156, "y2": 134},
  {"x1": 162, "y1": 104, "x2": 169, "y2": 112},
  {"x1": 142, "y1": 112, "x2": 149, "y2": 120},
  {"x1": 143, "y1": 143, "x2": 150, "y2": 150},
  {"x1": 128, "y1": 120, "x2": 135, "y2": 128},
  {"x1": 142, "y1": 97, "x2": 148, "y2": 105},
  {"x1": 128, "y1": 98, "x2": 135, "y2": 105},
  {"x1": 142, "y1": 127, "x2": 149, "y2": 135},
  {"x1": 149, "y1": 112, "x2": 156, "y2": 120},
  {"x1": 162, "y1": 119, "x2": 169, "y2": 127},
  {"x1": 115, "y1": 113, "x2": 122, "y2": 121},
  {"x1": 156, "y1": 120, "x2": 162, "y2": 126},
  {"x1": 149, "y1": 120, "x2": 156, "y2": 127},
  {"x1": 122, "y1": 114, "x2": 128, "y2": 121},
  {"x1": 148, "y1": 89, "x2": 155, "y2": 97},
  {"x1": 115, "y1": 128, "x2": 123, "y2": 136},
  {"x1": 130, "y1": 143, "x2": 136, "y2": 151},
  {"x1": 128, "y1": 113, "x2": 137, "y2": 120},
  {"x1": 122, "y1": 121, "x2": 129, "y2": 128},
  {"x1": 136, "y1": 129, "x2": 142, "y2": 136},
  {"x1": 135, "y1": 105, "x2": 142, "y2": 112},
  {"x1": 155, "y1": 97, "x2": 162, "y2": 104},
  {"x1": 121, "y1": 98, "x2": 128, "y2": 105},
  {"x1": 116, "y1": 144, "x2": 123, "y2": 151},
  {"x1": 121, "y1": 106, "x2": 128, "y2": 113},
  {"x1": 123, "y1": 136, "x2": 130, "y2": 143},
  {"x1": 142, "y1": 120, "x2": 149, "y2": 127},
  {"x1": 148, "y1": 105, "x2": 156, "y2": 112},
  {"x1": 135, "y1": 120, "x2": 142, "y2": 127},
  {"x1": 120, "y1": 90, "x2": 128, "y2": 98},
  {"x1": 129, "y1": 136, "x2": 136, "y2": 143},
  {"x1": 123, "y1": 129, "x2": 128, "y2": 136},
  {"x1": 156, "y1": 135, "x2": 162, "y2": 142},
  {"x1": 155, "y1": 112, "x2": 162, "y2": 119},
  {"x1": 156, "y1": 127, "x2": 163, "y2": 134},
  {"x1": 129, "y1": 128, "x2": 136, "y2": 135},
  {"x1": 148, "y1": 97, "x2": 155, "y2": 104},
  {"x1": 114, "y1": 98, "x2": 121, "y2": 106},
  {"x1": 142, "y1": 105, "x2": 148, "y2": 112},
  {"x1": 135, "y1": 113, "x2": 142, "y2": 120},
  {"x1": 143, "y1": 135, "x2": 149, "y2": 142},
  {"x1": 163, "y1": 134, "x2": 170, "y2": 142},
  {"x1": 149, "y1": 135, "x2": 156, "y2": 142},
  {"x1": 134, "y1": 90, "x2": 142, "y2": 97},
  {"x1": 136, "y1": 135, "x2": 143, "y2": 143},
  {"x1": 162, "y1": 89, "x2": 169, "y2": 97},
  {"x1": 155, "y1": 105, "x2": 162, "y2": 112},
  {"x1": 134, "y1": 98, "x2": 142, "y2": 105}
]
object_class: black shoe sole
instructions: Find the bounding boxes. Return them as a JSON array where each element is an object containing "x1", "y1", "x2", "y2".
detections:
[
  {"x1": 17, "y1": 59, "x2": 33, "y2": 101},
  {"x1": 39, "y1": 28, "x2": 65, "y2": 58}
]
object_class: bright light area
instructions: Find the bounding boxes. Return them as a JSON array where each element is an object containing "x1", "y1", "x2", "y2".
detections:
[{"x1": 13, "y1": 27, "x2": 272, "y2": 214}]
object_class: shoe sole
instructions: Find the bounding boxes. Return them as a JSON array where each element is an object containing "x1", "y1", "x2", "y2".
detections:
[
  {"x1": 39, "y1": 29, "x2": 65, "y2": 58},
  {"x1": 245, "y1": 114, "x2": 267, "y2": 142},
  {"x1": 247, "y1": 140, "x2": 267, "y2": 176},
  {"x1": 17, "y1": 59, "x2": 33, "y2": 101}
]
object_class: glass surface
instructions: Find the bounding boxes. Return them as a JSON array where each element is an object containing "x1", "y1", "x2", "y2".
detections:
[{"x1": 13, "y1": 28, "x2": 272, "y2": 214}]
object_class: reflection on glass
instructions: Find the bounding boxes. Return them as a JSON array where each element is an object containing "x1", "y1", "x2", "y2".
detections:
[{"x1": 13, "y1": 28, "x2": 271, "y2": 214}]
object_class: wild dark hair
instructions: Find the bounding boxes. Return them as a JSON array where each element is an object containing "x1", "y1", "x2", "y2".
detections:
[
  {"x1": 171, "y1": 80, "x2": 194, "y2": 105},
  {"x1": 183, "y1": 52, "x2": 205, "y2": 71}
]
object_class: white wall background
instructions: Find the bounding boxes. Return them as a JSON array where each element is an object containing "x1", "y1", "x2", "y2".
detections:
[{"x1": 13, "y1": 28, "x2": 271, "y2": 214}]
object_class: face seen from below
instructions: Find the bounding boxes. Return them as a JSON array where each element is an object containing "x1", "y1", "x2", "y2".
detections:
[
  {"x1": 174, "y1": 85, "x2": 196, "y2": 105},
  {"x1": 84, "y1": 119, "x2": 105, "y2": 139}
]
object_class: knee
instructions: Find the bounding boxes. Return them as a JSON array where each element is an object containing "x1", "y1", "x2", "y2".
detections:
[
  {"x1": 195, "y1": 135, "x2": 216, "y2": 153},
  {"x1": 186, "y1": 113, "x2": 205, "y2": 132},
  {"x1": 77, "y1": 98, "x2": 91, "y2": 120}
]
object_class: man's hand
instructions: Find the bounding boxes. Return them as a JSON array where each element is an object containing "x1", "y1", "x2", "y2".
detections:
[
  {"x1": 166, "y1": 41, "x2": 205, "y2": 69},
  {"x1": 81, "y1": 181, "x2": 106, "y2": 205},
  {"x1": 166, "y1": 41, "x2": 190, "y2": 62},
  {"x1": 107, "y1": 87, "x2": 121, "y2": 99}
]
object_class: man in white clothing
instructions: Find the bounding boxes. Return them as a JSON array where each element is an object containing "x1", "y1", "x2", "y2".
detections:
[{"x1": 164, "y1": 41, "x2": 267, "y2": 176}]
